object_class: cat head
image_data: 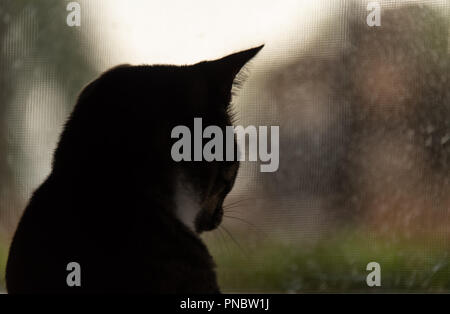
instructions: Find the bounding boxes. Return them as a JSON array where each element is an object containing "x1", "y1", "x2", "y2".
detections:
[
  {"x1": 172, "y1": 46, "x2": 263, "y2": 233},
  {"x1": 54, "y1": 45, "x2": 263, "y2": 234}
]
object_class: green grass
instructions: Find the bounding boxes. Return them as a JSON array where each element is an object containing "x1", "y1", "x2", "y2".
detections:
[
  {"x1": 206, "y1": 231, "x2": 450, "y2": 293},
  {"x1": 0, "y1": 231, "x2": 448, "y2": 293}
]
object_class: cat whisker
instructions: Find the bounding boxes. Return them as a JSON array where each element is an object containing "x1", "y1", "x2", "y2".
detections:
[
  {"x1": 216, "y1": 227, "x2": 231, "y2": 256},
  {"x1": 223, "y1": 205, "x2": 245, "y2": 212},
  {"x1": 223, "y1": 214, "x2": 268, "y2": 238},
  {"x1": 219, "y1": 225, "x2": 249, "y2": 258},
  {"x1": 223, "y1": 197, "x2": 257, "y2": 208},
  {"x1": 223, "y1": 200, "x2": 245, "y2": 208},
  {"x1": 212, "y1": 229, "x2": 228, "y2": 256}
]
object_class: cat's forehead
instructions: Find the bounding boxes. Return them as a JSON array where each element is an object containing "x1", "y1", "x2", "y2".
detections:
[
  {"x1": 102, "y1": 64, "x2": 209, "y2": 101},
  {"x1": 137, "y1": 65, "x2": 209, "y2": 94},
  {"x1": 97, "y1": 62, "x2": 234, "y2": 121},
  {"x1": 140, "y1": 65, "x2": 228, "y2": 114},
  {"x1": 104, "y1": 64, "x2": 204, "y2": 84}
]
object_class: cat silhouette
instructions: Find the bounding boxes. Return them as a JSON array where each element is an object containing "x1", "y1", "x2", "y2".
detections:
[{"x1": 6, "y1": 45, "x2": 263, "y2": 293}]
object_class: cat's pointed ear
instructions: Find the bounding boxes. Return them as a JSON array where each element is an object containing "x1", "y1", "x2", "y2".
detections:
[
  {"x1": 199, "y1": 45, "x2": 264, "y2": 100},
  {"x1": 210, "y1": 45, "x2": 264, "y2": 81}
]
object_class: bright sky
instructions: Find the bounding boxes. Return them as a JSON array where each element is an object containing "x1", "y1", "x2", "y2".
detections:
[
  {"x1": 86, "y1": 0, "x2": 333, "y2": 67},
  {"x1": 84, "y1": 0, "x2": 449, "y2": 71}
]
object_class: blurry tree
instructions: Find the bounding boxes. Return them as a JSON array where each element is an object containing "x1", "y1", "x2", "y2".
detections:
[
  {"x1": 264, "y1": 3, "x2": 449, "y2": 234},
  {"x1": 341, "y1": 4, "x2": 450, "y2": 232},
  {"x1": 0, "y1": 0, "x2": 96, "y2": 233}
]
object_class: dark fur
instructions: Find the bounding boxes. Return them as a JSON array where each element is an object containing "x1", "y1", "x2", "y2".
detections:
[{"x1": 6, "y1": 46, "x2": 263, "y2": 293}]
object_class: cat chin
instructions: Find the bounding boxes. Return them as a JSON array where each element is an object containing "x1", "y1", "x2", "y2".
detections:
[{"x1": 174, "y1": 176, "x2": 202, "y2": 233}]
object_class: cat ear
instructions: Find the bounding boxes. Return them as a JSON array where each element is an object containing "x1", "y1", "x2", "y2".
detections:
[{"x1": 199, "y1": 45, "x2": 264, "y2": 101}]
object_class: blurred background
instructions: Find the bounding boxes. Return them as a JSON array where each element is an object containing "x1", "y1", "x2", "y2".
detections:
[{"x1": 0, "y1": 0, "x2": 449, "y2": 292}]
